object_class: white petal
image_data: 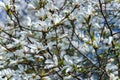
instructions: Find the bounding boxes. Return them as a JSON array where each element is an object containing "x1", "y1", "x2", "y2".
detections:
[
  {"x1": 12, "y1": 38, "x2": 20, "y2": 43},
  {"x1": 45, "y1": 59, "x2": 54, "y2": 64},
  {"x1": 42, "y1": 76, "x2": 52, "y2": 80},
  {"x1": 64, "y1": 75, "x2": 72, "y2": 80},
  {"x1": 18, "y1": 65, "x2": 24, "y2": 71},
  {"x1": 71, "y1": 41, "x2": 79, "y2": 47},
  {"x1": 0, "y1": 2, "x2": 5, "y2": 9},
  {"x1": 108, "y1": 36, "x2": 113, "y2": 45},
  {"x1": 27, "y1": 3, "x2": 35, "y2": 10},
  {"x1": 44, "y1": 64, "x2": 54, "y2": 69},
  {"x1": 66, "y1": 67, "x2": 72, "y2": 73},
  {"x1": 60, "y1": 51, "x2": 66, "y2": 59},
  {"x1": 59, "y1": 34, "x2": 68, "y2": 39},
  {"x1": 64, "y1": 55, "x2": 73, "y2": 65},
  {"x1": 53, "y1": 55, "x2": 58, "y2": 66}
]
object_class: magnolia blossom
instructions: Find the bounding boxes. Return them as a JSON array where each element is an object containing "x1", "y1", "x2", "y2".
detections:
[
  {"x1": 0, "y1": 0, "x2": 119, "y2": 80},
  {"x1": 0, "y1": 1, "x2": 5, "y2": 9}
]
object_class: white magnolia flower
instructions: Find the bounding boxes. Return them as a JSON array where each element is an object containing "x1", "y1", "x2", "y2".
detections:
[
  {"x1": 46, "y1": 1, "x2": 58, "y2": 10},
  {"x1": 73, "y1": 56, "x2": 83, "y2": 64},
  {"x1": 27, "y1": 3, "x2": 36, "y2": 10},
  {"x1": 14, "y1": 0, "x2": 27, "y2": 11},
  {"x1": 20, "y1": 16, "x2": 31, "y2": 27},
  {"x1": 0, "y1": 68, "x2": 14, "y2": 76},
  {"x1": 0, "y1": 1, "x2": 5, "y2": 9},
  {"x1": 64, "y1": 55, "x2": 73, "y2": 65},
  {"x1": 58, "y1": 33, "x2": 68, "y2": 39},
  {"x1": 42, "y1": 76, "x2": 52, "y2": 80},
  {"x1": 108, "y1": 36, "x2": 114, "y2": 45},
  {"x1": 66, "y1": 66, "x2": 72, "y2": 73},
  {"x1": 78, "y1": 31, "x2": 85, "y2": 38},
  {"x1": 109, "y1": 73, "x2": 118, "y2": 80},
  {"x1": 18, "y1": 64, "x2": 24, "y2": 72},
  {"x1": 103, "y1": 36, "x2": 113, "y2": 45},
  {"x1": 93, "y1": 33, "x2": 101, "y2": 47},
  {"x1": 60, "y1": 51, "x2": 66, "y2": 59},
  {"x1": 53, "y1": 15, "x2": 62, "y2": 24},
  {"x1": 0, "y1": 56, "x2": 3, "y2": 60},
  {"x1": 64, "y1": 75, "x2": 72, "y2": 80},
  {"x1": 93, "y1": 23, "x2": 101, "y2": 29},
  {"x1": 45, "y1": 59, "x2": 54, "y2": 64},
  {"x1": 72, "y1": 0, "x2": 83, "y2": 5},
  {"x1": 9, "y1": 60, "x2": 18, "y2": 66},
  {"x1": 35, "y1": 8, "x2": 46, "y2": 18},
  {"x1": 45, "y1": 55, "x2": 58, "y2": 69},
  {"x1": 53, "y1": 54, "x2": 58, "y2": 66},
  {"x1": 14, "y1": 50, "x2": 24, "y2": 57},
  {"x1": 71, "y1": 41, "x2": 79, "y2": 48},
  {"x1": 6, "y1": 44, "x2": 14, "y2": 49}
]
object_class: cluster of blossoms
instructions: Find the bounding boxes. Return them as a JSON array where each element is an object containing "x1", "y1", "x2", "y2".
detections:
[{"x1": 0, "y1": 0, "x2": 120, "y2": 80}]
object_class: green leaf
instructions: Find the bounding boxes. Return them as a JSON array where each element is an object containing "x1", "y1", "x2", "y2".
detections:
[
  {"x1": 26, "y1": 69, "x2": 33, "y2": 73},
  {"x1": 41, "y1": 69, "x2": 45, "y2": 76},
  {"x1": 105, "y1": 0, "x2": 111, "y2": 3},
  {"x1": 5, "y1": 5, "x2": 9, "y2": 10},
  {"x1": 72, "y1": 65, "x2": 77, "y2": 71},
  {"x1": 115, "y1": 43, "x2": 120, "y2": 48},
  {"x1": 91, "y1": 32, "x2": 95, "y2": 42},
  {"x1": 58, "y1": 60, "x2": 64, "y2": 66}
]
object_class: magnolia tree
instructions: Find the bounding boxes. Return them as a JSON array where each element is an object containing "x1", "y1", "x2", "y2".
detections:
[{"x1": 0, "y1": 0, "x2": 120, "y2": 80}]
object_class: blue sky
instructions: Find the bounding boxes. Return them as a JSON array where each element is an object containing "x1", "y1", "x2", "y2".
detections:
[{"x1": 0, "y1": 0, "x2": 3, "y2": 2}]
